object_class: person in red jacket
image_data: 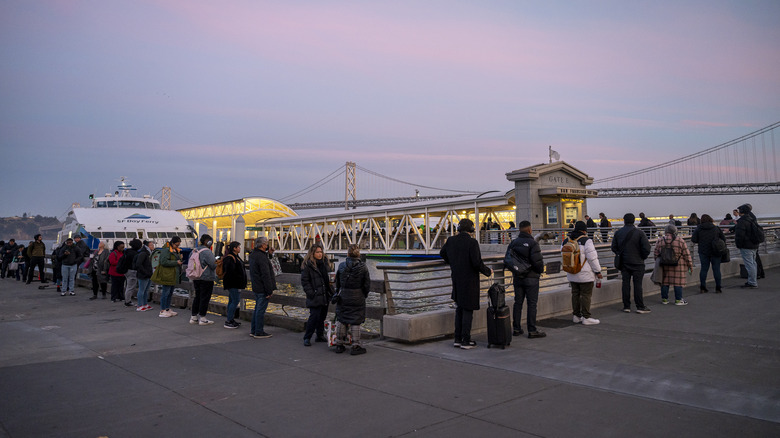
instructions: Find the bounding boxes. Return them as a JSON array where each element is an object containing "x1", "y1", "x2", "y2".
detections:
[{"x1": 108, "y1": 241, "x2": 126, "y2": 302}]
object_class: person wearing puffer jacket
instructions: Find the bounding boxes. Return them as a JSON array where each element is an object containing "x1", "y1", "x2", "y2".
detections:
[
  {"x1": 333, "y1": 244, "x2": 371, "y2": 355},
  {"x1": 564, "y1": 221, "x2": 603, "y2": 325},
  {"x1": 691, "y1": 214, "x2": 726, "y2": 294}
]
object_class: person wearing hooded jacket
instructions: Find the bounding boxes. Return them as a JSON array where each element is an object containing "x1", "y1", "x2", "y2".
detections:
[
  {"x1": 333, "y1": 244, "x2": 371, "y2": 355},
  {"x1": 734, "y1": 203, "x2": 760, "y2": 288},
  {"x1": 300, "y1": 243, "x2": 333, "y2": 346},
  {"x1": 564, "y1": 221, "x2": 603, "y2": 325},
  {"x1": 108, "y1": 241, "x2": 126, "y2": 302},
  {"x1": 57, "y1": 238, "x2": 83, "y2": 296},
  {"x1": 123, "y1": 239, "x2": 143, "y2": 307},
  {"x1": 188, "y1": 234, "x2": 217, "y2": 326},
  {"x1": 691, "y1": 214, "x2": 726, "y2": 293},
  {"x1": 221, "y1": 240, "x2": 247, "y2": 329},
  {"x1": 612, "y1": 213, "x2": 652, "y2": 314},
  {"x1": 506, "y1": 220, "x2": 546, "y2": 338},
  {"x1": 134, "y1": 240, "x2": 155, "y2": 311},
  {"x1": 248, "y1": 237, "x2": 275, "y2": 338},
  {"x1": 440, "y1": 218, "x2": 492, "y2": 350}
]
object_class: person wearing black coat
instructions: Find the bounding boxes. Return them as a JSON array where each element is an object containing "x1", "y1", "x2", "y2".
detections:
[
  {"x1": 133, "y1": 241, "x2": 155, "y2": 310},
  {"x1": 57, "y1": 238, "x2": 83, "y2": 296},
  {"x1": 300, "y1": 243, "x2": 334, "y2": 346},
  {"x1": 248, "y1": 237, "x2": 276, "y2": 338},
  {"x1": 611, "y1": 213, "x2": 652, "y2": 313},
  {"x1": 691, "y1": 214, "x2": 726, "y2": 293},
  {"x1": 333, "y1": 244, "x2": 371, "y2": 355},
  {"x1": 440, "y1": 219, "x2": 492, "y2": 349},
  {"x1": 1, "y1": 239, "x2": 19, "y2": 278},
  {"x1": 734, "y1": 204, "x2": 760, "y2": 288},
  {"x1": 506, "y1": 221, "x2": 546, "y2": 339},
  {"x1": 222, "y1": 241, "x2": 247, "y2": 329}
]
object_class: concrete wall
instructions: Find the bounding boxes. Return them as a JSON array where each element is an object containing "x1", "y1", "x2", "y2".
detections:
[{"x1": 382, "y1": 252, "x2": 780, "y2": 342}]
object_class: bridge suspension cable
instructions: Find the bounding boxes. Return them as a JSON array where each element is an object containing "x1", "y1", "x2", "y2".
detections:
[{"x1": 355, "y1": 165, "x2": 479, "y2": 195}]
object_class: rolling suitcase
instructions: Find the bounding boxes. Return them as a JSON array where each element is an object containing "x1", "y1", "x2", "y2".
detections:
[{"x1": 486, "y1": 283, "x2": 512, "y2": 349}]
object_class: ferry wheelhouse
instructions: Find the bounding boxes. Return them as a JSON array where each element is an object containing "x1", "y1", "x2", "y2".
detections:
[{"x1": 56, "y1": 179, "x2": 197, "y2": 252}]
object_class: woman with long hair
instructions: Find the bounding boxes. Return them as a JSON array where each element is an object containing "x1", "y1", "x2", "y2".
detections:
[
  {"x1": 692, "y1": 214, "x2": 726, "y2": 293},
  {"x1": 300, "y1": 243, "x2": 333, "y2": 346}
]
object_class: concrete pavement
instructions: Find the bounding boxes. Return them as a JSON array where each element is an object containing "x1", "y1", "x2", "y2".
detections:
[{"x1": 1, "y1": 270, "x2": 779, "y2": 438}]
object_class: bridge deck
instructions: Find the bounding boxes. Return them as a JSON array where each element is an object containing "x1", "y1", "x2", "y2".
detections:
[{"x1": 1, "y1": 270, "x2": 779, "y2": 437}]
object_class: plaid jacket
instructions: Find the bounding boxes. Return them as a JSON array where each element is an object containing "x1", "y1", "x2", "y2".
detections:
[{"x1": 654, "y1": 234, "x2": 693, "y2": 287}]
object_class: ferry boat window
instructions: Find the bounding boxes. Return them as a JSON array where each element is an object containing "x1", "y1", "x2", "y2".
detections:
[
  {"x1": 103, "y1": 232, "x2": 115, "y2": 238},
  {"x1": 145, "y1": 202, "x2": 156, "y2": 209},
  {"x1": 91, "y1": 232, "x2": 102, "y2": 238},
  {"x1": 177, "y1": 232, "x2": 187, "y2": 238},
  {"x1": 154, "y1": 204, "x2": 161, "y2": 209},
  {"x1": 115, "y1": 232, "x2": 127, "y2": 238},
  {"x1": 97, "y1": 201, "x2": 107, "y2": 208},
  {"x1": 107, "y1": 201, "x2": 117, "y2": 207},
  {"x1": 147, "y1": 232, "x2": 157, "y2": 238},
  {"x1": 185, "y1": 232, "x2": 195, "y2": 238}
]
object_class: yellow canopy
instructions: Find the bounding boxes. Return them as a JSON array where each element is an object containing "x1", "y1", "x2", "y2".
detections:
[{"x1": 177, "y1": 197, "x2": 297, "y2": 228}]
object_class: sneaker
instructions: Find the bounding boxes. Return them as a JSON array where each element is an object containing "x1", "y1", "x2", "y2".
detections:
[
  {"x1": 513, "y1": 329, "x2": 524, "y2": 336},
  {"x1": 168, "y1": 310, "x2": 178, "y2": 316},
  {"x1": 460, "y1": 340, "x2": 477, "y2": 350},
  {"x1": 453, "y1": 340, "x2": 462, "y2": 348},
  {"x1": 334, "y1": 344, "x2": 346, "y2": 353},
  {"x1": 224, "y1": 320, "x2": 239, "y2": 329},
  {"x1": 60, "y1": 292, "x2": 65, "y2": 296},
  {"x1": 582, "y1": 317, "x2": 600, "y2": 325},
  {"x1": 350, "y1": 345, "x2": 367, "y2": 355},
  {"x1": 636, "y1": 307, "x2": 652, "y2": 314},
  {"x1": 740, "y1": 283, "x2": 758, "y2": 289},
  {"x1": 136, "y1": 306, "x2": 148, "y2": 312},
  {"x1": 189, "y1": 316, "x2": 199, "y2": 324},
  {"x1": 622, "y1": 308, "x2": 631, "y2": 313},
  {"x1": 253, "y1": 332, "x2": 272, "y2": 339},
  {"x1": 674, "y1": 299, "x2": 688, "y2": 306},
  {"x1": 528, "y1": 331, "x2": 547, "y2": 339},
  {"x1": 661, "y1": 299, "x2": 669, "y2": 305},
  {"x1": 124, "y1": 302, "x2": 133, "y2": 307},
  {"x1": 572, "y1": 316, "x2": 582, "y2": 323},
  {"x1": 303, "y1": 338, "x2": 311, "y2": 346},
  {"x1": 144, "y1": 305, "x2": 153, "y2": 310},
  {"x1": 69, "y1": 292, "x2": 75, "y2": 296},
  {"x1": 159, "y1": 310, "x2": 172, "y2": 318},
  {"x1": 198, "y1": 317, "x2": 215, "y2": 325}
]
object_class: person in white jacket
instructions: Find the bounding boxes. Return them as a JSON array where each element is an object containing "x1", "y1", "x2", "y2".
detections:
[{"x1": 564, "y1": 221, "x2": 604, "y2": 325}]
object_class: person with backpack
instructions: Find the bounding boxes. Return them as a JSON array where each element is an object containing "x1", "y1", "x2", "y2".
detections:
[
  {"x1": 153, "y1": 236, "x2": 183, "y2": 318},
  {"x1": 122, "y1": 239, "x2": 142, "y2": 307},
  {"x1": 248, "y1": 237, "x2": 276, "y2": 338},
  {"x1": 108, "y1": 241, "x2": 126, "y2": 302},
  {"x1": 611, "y1": 213, "x2": 652, "y2": 314},
  {"x1": 134, "y1": 240, "x2": 155, "y2": 311},
  {"x1": 440, "y1": 218, "x2": 492, "y2": 349},
  {"x1": 26, "y1": 234, "x2": 47, "y2": 285},
  {"x1": 1, "y1": 239, "x2": 19, "y2": 278},
  {"x1": 300, "y1": 243, "x2": 333, "y2": 346},
  {"x1": 691, "y1": 214, "x2": 726, "y2": 294},
  {"x1": 654, "y1": 224, "x2": 693, "y2": 305},
  {"x1": 734, "y1": 204, "x2": 761, "y2": 288},
  {"x1": 506, "y1": 221, "x2": 546, "y2": 338},
  {"x1": 563, "y1": 221, "x2": 603, "y2": 325},
  {"x1": 221, "y1": 241, "x2": 247, "y2": 329},
  {"x1": 333, "y1": 244, "x2": 371, "y2": 355},
  {"x1": 186, "y1": 234, "x2": 217, "y2": 326}
]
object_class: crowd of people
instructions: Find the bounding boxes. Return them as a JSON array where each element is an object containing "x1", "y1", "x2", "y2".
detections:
[
  {"x1": 438, "y1": 203, "x2": 766, "y2": 349},
  {"x1": 1, "y1": 203, "x2": 767, "y2": 353}
]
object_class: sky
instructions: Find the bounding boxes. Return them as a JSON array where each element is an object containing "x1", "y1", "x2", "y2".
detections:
[{"x1": 1, "y1": 0, "x2": 779, "y2": 220}]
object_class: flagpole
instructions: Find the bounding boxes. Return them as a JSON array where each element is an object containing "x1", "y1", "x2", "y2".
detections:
[{"x1": 549, "y1": 145, "x2": 552, "y2": 164}]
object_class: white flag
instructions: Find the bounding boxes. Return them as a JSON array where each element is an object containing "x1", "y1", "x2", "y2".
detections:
[{"x1": 550, "y1": 149, "x2": 560, "y2": 161}]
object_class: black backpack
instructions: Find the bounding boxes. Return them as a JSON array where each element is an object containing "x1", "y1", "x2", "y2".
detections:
[
  {"x1": 115, "y1": 253, "x2": 131, "y2": 274},
  {"x1": 750, "y1": 221, "x2": 765, "y2": 244},
  {"x1": 659, "y1": 235, "x2": 681, "y2": 266}
]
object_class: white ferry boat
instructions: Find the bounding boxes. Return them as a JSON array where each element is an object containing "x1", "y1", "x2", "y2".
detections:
[{"x1": 56, "y1": 178, "x2": 197, "y2": 252}]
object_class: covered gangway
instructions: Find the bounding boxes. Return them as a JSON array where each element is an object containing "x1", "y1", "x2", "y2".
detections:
[{"x1": 177, "y1": 197, "x2": 297, "y2": 246}]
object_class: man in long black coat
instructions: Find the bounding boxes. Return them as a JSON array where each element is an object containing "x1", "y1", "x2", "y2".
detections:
[{"x1": 440, "y1": 219, "x2": 492, "y2": 349}]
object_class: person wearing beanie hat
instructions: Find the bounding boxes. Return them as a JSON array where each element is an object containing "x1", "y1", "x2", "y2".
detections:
[
  {"x1": 506, "y1": 220, "x2": 546, "y2": 338},
  {"x1": 655, "y1": 223, "x2": 693, "y2": 305},
  {"x1": 735, "y1": 204, "x2": 760, "y2": 288},
  {"x1": 611, "y1": 213, "x2": 652, "y2": 313},
  {"x1": 564, "y1": 221, "x2": 603, "y2": 325},
  {"x1": 440, "y1": 218, "x2": 492, "y2": 349}
]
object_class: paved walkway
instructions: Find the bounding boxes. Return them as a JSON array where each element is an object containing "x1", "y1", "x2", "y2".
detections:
[{"x1": 1, "y1": 270, "x2": 779, "y2": 438}]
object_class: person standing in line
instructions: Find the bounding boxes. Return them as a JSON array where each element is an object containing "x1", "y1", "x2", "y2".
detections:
[
  {"x1": 612, "y1": 213, "x2": 652, "y2": 314},
  {"x1": 123, "y1": 239, "x2": 142, "y2": 307},
  {"x1": 134, "y1": 240, "x2": 155, "y2": 311},
  {"x1": 691, "y1": 214, "x2": 726, "y2": 294},
  {"x1": 108, "y1": 241, "x2": 126, "y2": 302},
  {"x1": 26, "y1": 234, "x2": 47, "y2": 284},
  {"x1": 13, "y1": 244, "x2": 25, "y2": 281},
  {"x1": 21, "y1": 242, "x2": 33, "y2": 281},
  {"x1": 300, "y1": 243, "x2": 333, "y2": 346},
  {"x1": 301, "y1": 243, "x2": 332, "y2": 345},
  {"x1": 89, "y1": 242, "x2": 109, "y2": 300},
  {"x1": 507, "y1": 221, "x2": 546, "y2": 338},
  {"x1": 734, "y1": 204, "x2": 760, "y2": 288},
  {"x1": 58, "y1": 238, "x2": 83, "y2": 296},
  {"x1": 51, "y1": 245, "x2": 63, "y2": 292},
  {"x1": 440, "y1": 218, "x2": 492, "y2": 350},
  {"x1": 188, "y1": 234, "x2": 217, "y2": 326},
  {"x1": 333, "y1": 244, "x2": 370, "y2": 355},
  {"x1": 221, "y1": 241, "x2": 247, "y2": 329},
  {"x1": 564, "y1": 221, "x2": 604, "y2": 325},
  {"x1": 154, "y1": 236, "x2": 183, "y2": 317},
  {"x1": 248, "y1": 237, "x2": 275, "y2": 338},
  {"x1": 1, "y1": 239, "x2": 19, "y2": 278},
  {"x1": 598, "y1": 212, "x2": 611, "y2": 243},
  {"x1": 655, "y1": 224, "x2": 693, "y2": 305},
  {"x1": 73, "y1": 235, "x2": 91, "y2": 269}
]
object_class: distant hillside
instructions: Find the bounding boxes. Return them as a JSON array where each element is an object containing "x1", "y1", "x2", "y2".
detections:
[{"x1": 0, "y1": 216, "x2": 62, "y2": 242}]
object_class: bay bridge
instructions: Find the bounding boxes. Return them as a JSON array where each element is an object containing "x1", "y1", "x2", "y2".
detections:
[{"x1": 176, "y1": 122, "x2": 780, "y2": 254}]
